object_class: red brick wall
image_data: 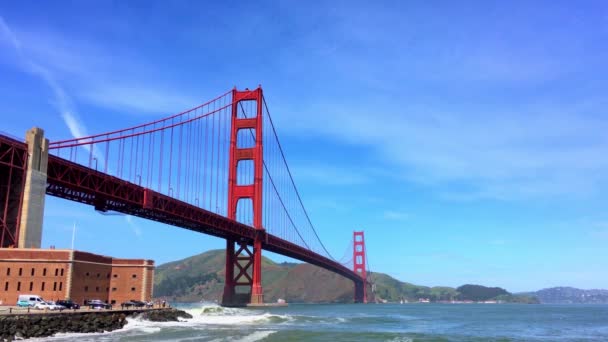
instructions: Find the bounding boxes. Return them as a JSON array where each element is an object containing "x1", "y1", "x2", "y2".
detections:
[
  {"x1": 145, "y1": 264, "x2": 154, "y2": 300},
  {"x1": 0, "y1": 249, "x2": 154, "y2": 307},
  {"x1": 0, "y1": 249, "x2": 69, "y2": 305},
  {"x1": 70, "y1": 261, "x2": 112, "y2": 305},
  {"x1": 109, "y1": 259, "x2": 153, "y2": 304},
  {"x1": 0, "y1": 249, "x2": 70, "y2": 260},
  {"x1": 73, "y1": 251, "x2": 112, "y2": 264}
]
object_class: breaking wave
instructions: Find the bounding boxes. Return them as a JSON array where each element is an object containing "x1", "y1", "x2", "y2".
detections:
[
  {"x1": 182, "y1": 302, "x2": 293, "y2": 325},
  {"x1": 28, "y1": 302, "x2": 350, "y2": 341}
]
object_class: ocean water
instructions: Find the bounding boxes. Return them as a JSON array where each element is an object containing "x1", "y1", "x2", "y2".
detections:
[{"x1": 34, "y1": 303, "x2": 608, "y2": 341}]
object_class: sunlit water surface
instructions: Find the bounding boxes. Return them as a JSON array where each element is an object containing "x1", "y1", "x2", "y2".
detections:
[{"x1": 33, "y1": 302, "x2": 608, "y2": 342}]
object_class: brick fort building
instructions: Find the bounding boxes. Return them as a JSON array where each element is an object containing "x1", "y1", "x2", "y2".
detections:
[{"x1": 0, "y1": 248, "x2": 154, "y2": 306}]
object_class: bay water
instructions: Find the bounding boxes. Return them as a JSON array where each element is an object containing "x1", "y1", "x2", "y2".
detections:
[{"x1": 36, "y1": 303, "x2": 608, "y2": 341}]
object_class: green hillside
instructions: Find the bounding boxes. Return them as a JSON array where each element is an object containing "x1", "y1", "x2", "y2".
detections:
[
  {"x1": 370, "y1": 273, "x2": 456, "y2": 301},
  {"x1": 153, "y1": 249, "x2": 538, "y2": 304},
  {"x1": 154, "y1": 249, "x2": 353, "y2": 303}
]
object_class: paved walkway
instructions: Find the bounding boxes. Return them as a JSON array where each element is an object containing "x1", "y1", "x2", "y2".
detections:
[{"x1": 0, "y1": 305, "x2": 169, "y2": 316}]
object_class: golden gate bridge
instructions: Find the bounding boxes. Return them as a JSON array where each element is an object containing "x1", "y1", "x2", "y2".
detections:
[{"x1": 0, "y1": 86, "x2": 370, "y2": 306}]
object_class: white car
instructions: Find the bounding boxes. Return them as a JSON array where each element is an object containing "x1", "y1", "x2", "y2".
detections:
[{"x1": 34, "y1": 302, "x2": 65, "y2": 311}]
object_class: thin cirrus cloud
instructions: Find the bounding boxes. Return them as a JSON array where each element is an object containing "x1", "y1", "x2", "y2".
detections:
[
  {"x1": 591, "y1": 230, "x2": 608, "y2": 240},
  {"x1": 79, "y1": 84, "x2": 200, "y2": 115},
  {"x1": 590, "y1": 222, "x2": 608, "y2": 240},
  {"x1": 273, "y1": 16, "x2": 608, "y2": 200},
  {"x1": 0, "y1": 16, "x2": 106, "y2": 165},
  {"x1": 125, "y1": 216, "x2": 143, "y2": 238},
  {"x1": 269, "y1": 5, "x2": 608, "y2": 201},
  {"x1": 382, "y1": 210, "x2": 409, "y2": 221},
  {"x1": 0, "y1": 17, "x2": 87, "y2": 139},
  {"x1": 292, "y1": 163, "x2": 370, "y2": 186},
  {"x1": 283, "y1": 98, "x2": 608, "y2": 201},
  {"x1": 1, "y1": 22, "x2": 199, "y2": 116}
]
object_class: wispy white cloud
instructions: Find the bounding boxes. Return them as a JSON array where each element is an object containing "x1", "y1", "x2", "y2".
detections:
[
  {"x1": 489, "y1": 239, "x2": 508, "y2": 246},
  {"x1": 292, "y1": 163, "x2": 369, "y2": 186},
  {"x1": 591, "y1": 230, "x2": 608, "y2": 240},
  {"x1": 79, "y1": 84, "x2": 199, "y2": 114},
  {"x1": 125, "y1": 216, "x2": 143, "y2": 238},
  {"x1": 2, "y1": 25, "x2": 199, "y2": 116},
  {"x1": 26, "y1": 63, "x2": 91, "y2": 142},
  {"x1": 268, "y1": 5, "x2": 608, "y2": 201},
  {"x1": 308, "y1": 198, "x2": 349, "y2": 212},
  {"x1": 0, "y1": 17, "x2": 86, "y2": 136},
  {"x1": 0, "y1": 16, "x2": 107, "y2": 165},
  {"x1": 590, "y1": 222, "x2": 608, "y2": 240},
  {"x1": 382, "y1": 210, "x2": 409, "y2": 221},
  {"x1": 0, "y1": 16, "x2": 20, "y2": 51},
  {"x1": 593, "y1": 221, "x2": 608, "y2": 229},
  {"x1": 280, "y1": 98, "x2": 608, "y2": 200}
]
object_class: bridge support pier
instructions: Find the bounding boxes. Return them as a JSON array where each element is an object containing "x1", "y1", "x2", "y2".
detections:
[
  {"x1": 354, "y1": 280, "x2": 366, "y2": 303},
  {"x1": 221, "y1": 237, "x2": 264, "y2": 307},
  {"x1": 221, "y1": 239, "x2": 236, "y2": 305},
  {"x1": 18, "y1": 127, "x2": 48, "y2": 248},
  {"x1": 249, "y1": 232, "x2": 264, "y2": 305}
]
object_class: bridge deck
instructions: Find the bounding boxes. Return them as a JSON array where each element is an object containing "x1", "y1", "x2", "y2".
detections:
[{"x1": 0, "y1": 134, "x2": 361, "y2": 284}]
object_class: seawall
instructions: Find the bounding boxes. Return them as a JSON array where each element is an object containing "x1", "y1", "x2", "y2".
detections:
[{"x1": 0, "y1": 308, "x2": 191, "y2": 341}]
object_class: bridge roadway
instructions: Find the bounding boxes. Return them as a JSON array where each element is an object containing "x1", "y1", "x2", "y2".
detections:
[{"x1": 0, "y1": 134, "x2": 362, "y2": 285}]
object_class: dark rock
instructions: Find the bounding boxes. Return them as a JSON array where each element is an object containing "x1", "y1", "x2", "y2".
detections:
[
  {"x1": 138, "y1": 308, "x2": 192, "y2": 322},
  {"x1": 0, "y1": 309, "x2": 184, "y2": 340}
]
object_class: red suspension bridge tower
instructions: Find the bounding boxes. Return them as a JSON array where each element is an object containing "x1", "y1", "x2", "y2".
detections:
[
  {"x1": 353, "y1": 231, "x2": 368, "y2": 303},
  {"x1": 222, "y1": 88, "x2": 265, "y2": 306}
]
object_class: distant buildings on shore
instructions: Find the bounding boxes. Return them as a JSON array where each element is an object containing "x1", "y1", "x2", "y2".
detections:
[{"x1": 376, "y1": 298, "x2": 503, "y2": 304}]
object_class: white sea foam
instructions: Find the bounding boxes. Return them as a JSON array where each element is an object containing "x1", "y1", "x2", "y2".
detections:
[
  {"x1": 123, "y1": 316, "x2": 166, "y2": 332},
  {"x1": 181, "y1": 303, "x2": 292, "y2": 326},
  {"x1": 233, "y1": 330, "x2": 277, "y2": 342},
  {"x1": 31, "y1": 331, "x2": 111, "y2": 341},
  {"x1": 385, "y1": 338, "x2": 413, "y2": 342},
  {"x1": 185, "y1": 303, "x2": 251, "y2": 317},
  {"x1": 28, "y1": 303, "x2": 289, "y2": 341},
  {"x1": 31, "y1": 316, "x2": 163, "y2": 341}
]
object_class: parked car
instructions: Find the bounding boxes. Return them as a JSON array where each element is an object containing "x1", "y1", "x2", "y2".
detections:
[
  {"x1": 131, "y1": 300, "x2": 154, "y2": 308},
  {"x1": 34, "y1": 302, "x2": 65, "y2": 311},
  {"x1": 86, "y1": 299, "x2": 111, "y2": 310},
  {"x1": 56, "y1": 299, "x2": 80, "y2": 309},
  {"x1": 120, "y1": 301, "x2": 138, "y2": 308},
  {"x1": 130, "y1": 300, "x2": 147, "y2": 308},
  {"x1": 17, "y1": 294, "x2": 45, "y2": 307}
]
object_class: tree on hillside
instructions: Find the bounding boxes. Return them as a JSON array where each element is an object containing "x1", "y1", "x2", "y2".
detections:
[{"x1": 456, "y1": 284, "x2": 509, "y2": 301}]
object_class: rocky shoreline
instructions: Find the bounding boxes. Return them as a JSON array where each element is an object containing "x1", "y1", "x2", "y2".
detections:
[{"x1": 0, "y1": 308, "x2": 192, "y2": 341}]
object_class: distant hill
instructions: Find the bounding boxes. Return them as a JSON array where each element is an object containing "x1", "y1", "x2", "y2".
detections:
[
  {"x1": 154, "y1": 249, "x2": 353, "y2": 303},
  {"x1": 456, "y1": 284, "x2": 508, "y2": 301},
  {"x1": 153, "y1": 249, "x2": 538, "y2": 304},
  {"x1": 522, "y1": 287, "x2": 608, "y2": 304}
]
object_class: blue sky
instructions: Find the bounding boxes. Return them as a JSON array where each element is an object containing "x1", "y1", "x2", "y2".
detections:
[{"x1": 1, "y1": 1, "x2": 607, "y2": 292}]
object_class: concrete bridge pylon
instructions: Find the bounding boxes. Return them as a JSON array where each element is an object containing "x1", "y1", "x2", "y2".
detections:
[{"x1": 18, "y1": 127, "x2": 48, "y2": 248}]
